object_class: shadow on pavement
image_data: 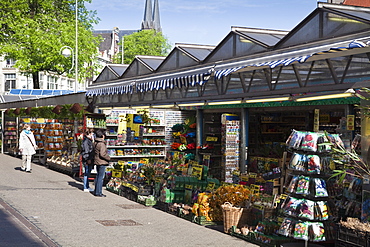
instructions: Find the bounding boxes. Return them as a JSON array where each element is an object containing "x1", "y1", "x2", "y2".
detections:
[{"x1": 0, "y1": 205, "x2": 46, "y2": 246}]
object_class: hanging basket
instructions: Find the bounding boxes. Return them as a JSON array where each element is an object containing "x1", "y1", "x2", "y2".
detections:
[
  {"x1": 4, "y1": 109, "x2": 10, "y2": 115},
  {"x1": 25, "y1": 107, "x2": 33, "y2": 115},
  {"x1": 13, "y1": 108, "x2": 21, "y2": 115},
  {"x1": 221, "y1": 202, "x2": 244, "y2": 233},
  {"x1": 52, "y1": 105, "x2": 62, "y2": 115},
  {"x1": 69, "y1": 103, "x2": 83, "y2": 114}
]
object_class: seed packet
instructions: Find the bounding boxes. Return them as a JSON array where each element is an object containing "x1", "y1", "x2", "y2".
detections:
[
  {"x1": 296, "y1": 176, "x2": 310, "y2": 195},
  {"x1": 309, "y1": 222, "x2": 326, "y2": 242},
  {"x1": 282, "y1": 197, "x2": 300, "y2": 216},
  {"x1": 307, "y1": 155, "x2": 321, "y2": 174},
  {"x1": 298, "y1": 199, "x2": 315, "y2": 220},
  {"x1": 278, "y1": 218, "x2": 295, "y2": 237},
  {"x1": 316, "y1": 201, "x2": 329, "y2": 220},
  {"x1": 314, "y1": 178, "x2": 328, "y2": 197},
  {"x1": 289, "y1": 153, "x2": 306, "y2": 171},
  {"x1": 286, "y1": 130, "x2": 305, "y2": 149},
  {"x1": 286, "y1": 175, "x2": 299, "y2": 193},
  {"x1": 301, "y1": 132, "x2": 318, "y2": 152},
  {"x1": 293, "y1": 221, "x2": 309, "y2": 240}
]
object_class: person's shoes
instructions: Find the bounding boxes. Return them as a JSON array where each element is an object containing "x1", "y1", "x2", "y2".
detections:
[
  {"x1": 94, "y1": 194, "x2": 106, "y2": 197},
  {"x1": 84, "y1": 188, "x2": 94, "y2": 192},
  {"x1": 26, "y1": 170, "x2": 31, "y2": 173},
  {"x1": 21, "y1": 169, "x2": 26, "y2": 172}
]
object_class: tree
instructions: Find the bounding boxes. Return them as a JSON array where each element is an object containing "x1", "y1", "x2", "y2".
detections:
[
  {"x1": 0, "y1": 0, "x2": 101, "y2": 89},
  {"x1": 113, "y1": 29, "x2": 171, "y2": 64}
]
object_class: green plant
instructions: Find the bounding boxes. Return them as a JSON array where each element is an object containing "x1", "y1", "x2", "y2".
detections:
[{"x1": 322, "y1": 132, "x2": 370, "y2": 182}]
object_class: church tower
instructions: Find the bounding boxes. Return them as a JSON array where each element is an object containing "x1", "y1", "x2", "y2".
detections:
[{"x1": 141, "y1": 0, "x2": 162, "y2": 32}]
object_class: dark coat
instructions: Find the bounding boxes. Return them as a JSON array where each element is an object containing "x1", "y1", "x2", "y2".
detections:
[
  {"x1": 94, "y1": 137, "x2": 111, "y2": 166},
  {"x1": 81, "y1": 136, "x2": 94, "y2": 163}
]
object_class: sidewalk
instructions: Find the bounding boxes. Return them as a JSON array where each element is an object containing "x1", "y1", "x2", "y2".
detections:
[{"x1": 0, "y1": 154, "x2": 258, "y2": 247}]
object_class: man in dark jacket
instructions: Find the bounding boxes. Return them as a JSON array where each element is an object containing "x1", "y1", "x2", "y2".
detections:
[
  {"x1": 81, "y1": 130, "x2": 94, "y2": 192},
  {"x1": 93, "y1": 129, "x2": 111, "y2": 197}
]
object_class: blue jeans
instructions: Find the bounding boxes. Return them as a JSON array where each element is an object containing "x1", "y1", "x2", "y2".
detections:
[
  {"x1": 83, "y1": 162, "x2": 93, "y2": 190},
  {"x1": 94, "y1": 165, "x2": 107, "y2": 196}
]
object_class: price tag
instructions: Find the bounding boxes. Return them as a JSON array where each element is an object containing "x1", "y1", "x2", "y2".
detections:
[
  {"x1": 206, "y1": 182, "x2": 215, "y2": 191},
  {"x1": 185, "y1": 184, "x2": 193, "y2": 190},
  {"x1": 131, "y1": 185, "x2": 139, "y2": 192},
  {"x1": 253, "y1": 204, "x2": 264, "y2": 210},
  {"x1": 206, "y1": 136, "x2": 218, "y2": 142}
]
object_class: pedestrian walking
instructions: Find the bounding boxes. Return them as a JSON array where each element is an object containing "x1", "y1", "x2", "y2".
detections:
[
  {"x1": 81, "y1": 129, "x2": 95, "y2": 192},
  {"x1": 19, "y1": 124, "x2": 38, "y2": 173},
  {"x1": 93, "y1": 129, "x2": 110, "y2": 197}
]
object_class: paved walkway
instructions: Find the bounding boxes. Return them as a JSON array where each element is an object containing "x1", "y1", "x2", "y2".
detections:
[{"x1": 0, "y1": 154, "x2": 258, "y2": 247}]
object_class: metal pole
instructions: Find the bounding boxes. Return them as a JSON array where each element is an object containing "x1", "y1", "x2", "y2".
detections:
[{"x1": 75, "y1": 0, "x2": 78, "y2": 93}]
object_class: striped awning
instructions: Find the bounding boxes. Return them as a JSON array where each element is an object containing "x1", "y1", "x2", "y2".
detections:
[
  {"x1": 214, "y1": 40, "x2": 368, "y2": 79},
  {"x1": 86, "y1": 84, "x2": 133, "y2": 96},
  {"x1": 136, "y1": 72, "x2": 211, "y2": 93}
]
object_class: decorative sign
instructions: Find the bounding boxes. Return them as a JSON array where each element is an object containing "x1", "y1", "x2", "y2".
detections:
[
  {"x1": 117, "y1": 115, "x2": 127, "y2": 134},
  {"x1": 347, "y1": 115, "x2": 355, "y2": 131},
  {"x1": 314, "y1": 109, "x2": 320, "y2": 132}
]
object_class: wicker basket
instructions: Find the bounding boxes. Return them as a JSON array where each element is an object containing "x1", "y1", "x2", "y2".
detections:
[{"x1": 221, "y1": 202, "x2": 244, "y2": 233}]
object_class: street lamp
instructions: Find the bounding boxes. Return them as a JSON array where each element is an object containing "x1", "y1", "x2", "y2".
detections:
[
  {"x1": 59, "y1": 0, "x2": 78, "y2": 93},
  {"x1": 60, "y1": 46, "x2": 77, "y2": 92}
]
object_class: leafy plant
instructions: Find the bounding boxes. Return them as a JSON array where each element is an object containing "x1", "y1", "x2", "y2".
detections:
[{"x1": 323, "y1": 132, "x2": 370, "y2": 182}]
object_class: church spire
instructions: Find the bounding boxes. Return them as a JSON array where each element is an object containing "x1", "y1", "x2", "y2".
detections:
[
  {"x1": 152, "y1": 0, "x2": 162, "y2": 32},
  {"x1": 141, "y1": 0, "x2": 153, "y2": 30}
]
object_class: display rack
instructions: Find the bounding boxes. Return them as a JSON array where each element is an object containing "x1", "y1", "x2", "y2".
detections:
[
  {"x1": 199, "y1": 112, "x2": 223, "y2": 181},
  {"x1": 105, "y1": 110, "x2": 167, "y2": 166},
  {"x1": 3, "y1": 117, "x2": 18, "y2": 154},
  {"x1": 221, "y1": 114, "x2": 240, "y2": 183},
  {"x1": 277, "y1": 130, "x2": 339, "y2": 243}
]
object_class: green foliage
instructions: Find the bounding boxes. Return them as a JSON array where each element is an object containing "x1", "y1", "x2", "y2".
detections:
[
  {"x1": 113, "y1": 30, "x2": 171, "y2": 64},
  {"x1": 322, "y1": 131, "x2": 370, "y2": 182},
  {"x1": 0, "y1": 0, "x2": 101, "y2": 88},
  {"x1": 5, "y1": 105, "x2": 84, "y2": 120},
  {"x1": 355, "y1": 88, "x2": 370, "y2": 118}
]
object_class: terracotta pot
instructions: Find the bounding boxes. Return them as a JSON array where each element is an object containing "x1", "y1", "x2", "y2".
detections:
[
  {"x1": 4, "y1": 109, "x2": 10, "y2": 115},
  {"x1": 70, "y1": 103, "x2": 83, "y2": 114},
  {"x1": 52, "y1": 105, "x2": 62, "y2": 115},
  {"x1": 13, "y1": 108, "x2": 21, "y2": 115},
  {"x1": 25, "y1": 107, "x2": 33, "y2": 115}
]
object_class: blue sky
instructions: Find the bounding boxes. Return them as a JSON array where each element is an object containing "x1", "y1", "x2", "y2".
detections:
[{"x1": 87, "y1": 0, "x2": 319, "y2": 46}]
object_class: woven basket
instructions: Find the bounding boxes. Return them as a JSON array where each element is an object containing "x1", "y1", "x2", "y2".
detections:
[{"x1": 221, "y1": 202, "x2": 244, "y2": 233}]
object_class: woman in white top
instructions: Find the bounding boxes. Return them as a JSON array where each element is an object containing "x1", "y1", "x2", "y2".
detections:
[{"x1": 19, "y1": 124, "x2": 38, "y2": 173}]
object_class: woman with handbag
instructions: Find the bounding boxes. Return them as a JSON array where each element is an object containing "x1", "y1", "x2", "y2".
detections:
[{"x1": 19, "y1": 124, "x2": 38, "y2": 173}]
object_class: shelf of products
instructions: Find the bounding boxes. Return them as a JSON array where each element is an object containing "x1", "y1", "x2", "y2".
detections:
[
  {"x1": 3, "y1": 117, "x2": 18, "y2": 154},
  {"x1": 199, "y1": 113, "x2": 223, "y2": 181},
  {"x1": 105, "y1": 110, "x2": 168, "y2": 166},
  {"x1": 221, "y1": 114, "x2": 240, "y2": 183},
  {"x1": 277, "y1": 130, "x2": 340, "y2": 243}
]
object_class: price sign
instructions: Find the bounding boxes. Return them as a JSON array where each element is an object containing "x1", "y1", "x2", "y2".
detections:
[
  {"x1": 185, "y1": 184, "x2": 193, "y2": 190},
  {"x1": 206, "y1": 136, "x2": 218, "y2": 142},
  {"x1": 117, "y1": 115, "x2": 127, "y2": 134},
  {"x1": 347, "y1": 115, "x2": 355, "y2": 131},
  {"x1": 206, "y1": 182, "x2": 215, "y2": 191}
]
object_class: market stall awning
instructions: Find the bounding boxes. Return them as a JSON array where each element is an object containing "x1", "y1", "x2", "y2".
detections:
[
  {"x1": 86, "y1": 66, "x2": 214, "y2": 96},
  {"x1": 213, "y1": 40, "x2": 369, "y2": 79}
]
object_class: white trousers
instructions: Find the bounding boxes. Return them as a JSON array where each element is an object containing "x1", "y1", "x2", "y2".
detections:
[{"x1": 21, "y1": 155, "x2": 32, "y2": 171}]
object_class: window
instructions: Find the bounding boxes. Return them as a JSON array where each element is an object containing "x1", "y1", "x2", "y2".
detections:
[
  {"x1": 4, "y1": 73, "x2": 16, "y2": 91},
  {"x1": 47, "y1": 75, "x2": 56, "y2": 89}
]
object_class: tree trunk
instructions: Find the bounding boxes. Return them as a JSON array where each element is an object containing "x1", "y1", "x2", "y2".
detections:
[{"x1": 32, "y1": 72, "x2": 40, "y2": 89}]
